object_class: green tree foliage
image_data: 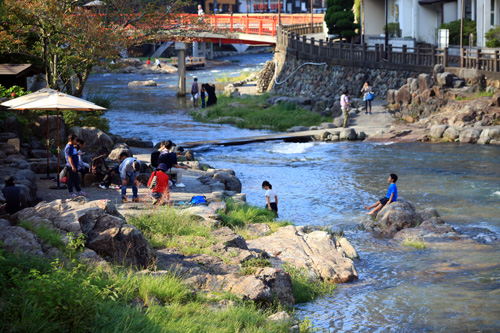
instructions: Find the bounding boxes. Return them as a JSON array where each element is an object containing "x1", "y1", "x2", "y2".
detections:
[
  {"x1": 485, "y1": 25, "x2": 500, "y2": 47},
  {"x1": 325, "y1": 0, "x2": 360, "y2": 41},
  {"x1": 438, "y1": 19, "x2": 476, "y2": 46}
]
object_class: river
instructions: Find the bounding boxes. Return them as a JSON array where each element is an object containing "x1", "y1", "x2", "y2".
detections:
[{"x1": 85, "y1": 53, "x2": 500, "y2": 332}]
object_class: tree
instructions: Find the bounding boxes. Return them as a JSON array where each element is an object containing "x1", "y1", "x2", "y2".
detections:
[
  {"x1": 324, "y1": 0, "x2": 359, "y2": 41},
  {"x1": 0, "y1": 0, "x2": 196, "y2": 96}
]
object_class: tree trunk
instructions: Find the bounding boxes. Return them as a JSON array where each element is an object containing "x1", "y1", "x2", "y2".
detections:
[{"x1": 73, "y1": 65, "x2": 93, "y2": 97}]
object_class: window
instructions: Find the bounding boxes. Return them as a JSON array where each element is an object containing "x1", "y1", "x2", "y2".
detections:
[{"x1": 491, "y1": 0, "x2": 495, "y2": 25}]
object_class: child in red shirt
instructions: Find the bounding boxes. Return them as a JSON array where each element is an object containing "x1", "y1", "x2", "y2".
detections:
[{"x1": 147, "y1": 163, "x2": 171, "y2": 205}]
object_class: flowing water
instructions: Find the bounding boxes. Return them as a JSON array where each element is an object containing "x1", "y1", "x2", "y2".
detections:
[{"x1": 86, "y1": 54, "x2": 500, "y2": 332}]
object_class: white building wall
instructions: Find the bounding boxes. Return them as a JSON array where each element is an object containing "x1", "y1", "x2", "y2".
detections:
[
  {"x1": 443, "y1": 2, "x2": 458, "y2": 23},
  {"x1": 417, "y1": 5, "x2": 438, "y2": 43},
  {"x1": 364, "y1": 0, "x2": 386, "y2": 36},
  {"x1": 399, "y1": 0, "x2": 414, "y2": 37}
]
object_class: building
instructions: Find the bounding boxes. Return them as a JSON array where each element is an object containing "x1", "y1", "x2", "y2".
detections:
[
  {"x1": 0, "y1": 64, "x2": 44, "y2": 90},
  {"x1": 362, "y1": 0, "x2": 485, "y2": 46}
]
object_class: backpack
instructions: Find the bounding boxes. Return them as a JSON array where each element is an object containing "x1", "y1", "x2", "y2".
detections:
[
  {"x1": 149, "y1": 171, "x2": 157, "y2": 190},
  {"x1": 158, "y1": 151, "x2": 176, "y2": 170},
  {"x1": 150, "y1": 151, "x2": 160, "y2": 168}
]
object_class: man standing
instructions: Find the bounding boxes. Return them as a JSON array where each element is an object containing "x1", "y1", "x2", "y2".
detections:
[
  {"x1": 191, "y1": 78, "x2": 199, "y2": 108},
  {"x1": 65, "y1": 134, "x2": 87, "y2": 198},
  {"x1": 119, "y1": 152, "x2": 141, "y2": 203}
]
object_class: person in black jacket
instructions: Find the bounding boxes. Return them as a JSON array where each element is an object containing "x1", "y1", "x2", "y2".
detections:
[
  {"x1": 1, "y1": 176, "x2": 21, "y2": 215},
  {"x1": 203, "y1": 83, "x2": 217, "y2": 107}
]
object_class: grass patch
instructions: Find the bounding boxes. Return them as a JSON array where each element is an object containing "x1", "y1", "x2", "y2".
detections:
[
  {"x1": 402, "y1": 237, "x2": 427, "y2": 250},
  {"x1": 19, "y1": 221, "x2": 66, "y2": 251},
  {"x1": 215, "y1": 71, "x2": 256, "y2": 83},
  {"x1": 240, "y1": 258, "x2": 272, "y2": 275},
  {"x1": 192, "y1": 93, "x2": 331, "y2": 132},
  {"x1": 220, "y1": 199, "x2": 293, "y2": 239},
  {"x1": 282, "y1": 264, "x2": 336, "y2": 304},
  {"x1": 0, "y1": 249, "x2": 292, "y2": 332},
  {"x1": 129, "y1": 207, "x2": 216, "y2": 253}
]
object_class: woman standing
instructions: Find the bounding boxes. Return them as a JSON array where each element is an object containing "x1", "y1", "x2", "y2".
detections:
[
  {"x1": 361, "y1": 81, "x2": 373, "y2": 114},
  {"x1": 262, "y1": 180, "x2": 278, "y2": 217}
]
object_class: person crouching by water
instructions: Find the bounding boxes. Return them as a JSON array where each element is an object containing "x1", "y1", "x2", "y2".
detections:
[
  {"x1": 262, "y1": 180, "x2": 278, "y2": 217},
  {"x1": 147, "y1": 163, "x2": 171, "y2": 206},
  {"x1": 0, "y1": 176, "x2": 21, "y2": 215},
  {"x1": 119, "y1": 152, "x2": 141, "y2": 203}
]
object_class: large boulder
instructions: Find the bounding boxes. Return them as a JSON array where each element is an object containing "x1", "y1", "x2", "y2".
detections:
[
  {"x1": 459, "y1": 128, "x2": 482, "y2": 143},
  {"x1": 436, "y1": 72, "x2": 455, "y2": 87},
  {"x1": 477, "y1": 129, "x2": 491, "y2": 144},
  {"x1": 69, "y1": 126, "x2": 114, "y2": 151},
  {"x1": 418, "y1": 74, "x2": 434, "y2": 94},
  {"x1": 4, "y1": 117, "x2": 24, "y2": 142},
  {"x1": 339, "y1": 128, "x2": 357, "y2": 140},
  {"x1": 386, "y1": 89, "x2": 396, "y2": 104},
  {"x1": 430, "y1": 125, "x2": 447, "y2": 140},
  {"x1": 33, "y1": 115, "x2": 66, "y2": 142},
  {"x1": 488, "y1": 128, "x2": 500, "y2": 140},
  {"x1": 395, "y1": 85, "x2": 411, "y2": 105},
  {"x1": 213, "y1": 172, "x2": 242, "y2": 193},
  {"x1": 360, "y1": 199, "x2": 421, "y2": 237},
  {"x1": 0, "y1": 225, "x2": 44, "y2": 256},
  {"x1": 393, "y1": 217, "x2": 460, "y2": 242},
  {"x1": 109, "y1": 143, "x2": 133, "y2": 161},
  {"x1": 247, "y1": 226, "x2": 358, "y2": 283},
  {"x1": 211, "y1": 227, "x2": 248, "y2": 250},
  {"x1": 443, "y1": 126, "x2": 460, "y2": 141},
  {"x1": 16, "y1": 200, "x2": 154, "y2": 267},
  {"x1": 124, "y1": 137, "x2": 154, "y2": 148}
]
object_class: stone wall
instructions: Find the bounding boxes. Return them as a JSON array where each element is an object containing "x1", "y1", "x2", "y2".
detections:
[{"x1": 270, "y1": 51, "x2": 421, "y2": 105}]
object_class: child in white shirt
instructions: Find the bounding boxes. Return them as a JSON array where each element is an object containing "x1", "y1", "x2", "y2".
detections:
[{"x1": 262, "y1": 180, "x2": 278, "y2": 217}]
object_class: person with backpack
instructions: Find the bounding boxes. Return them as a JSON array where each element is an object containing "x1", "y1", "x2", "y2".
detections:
[
  {"x1": 119, "y1": 152, "x2": 141, "y2": 203},
  {"x1": 147, "y1": 163, "x2": 170, "y2": 205}
]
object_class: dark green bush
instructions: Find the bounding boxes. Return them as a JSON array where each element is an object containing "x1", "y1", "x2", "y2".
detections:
[
  {"x1": 439, "y1": 19, "x2": 476, "y2": 46},
  {"x1": 485, "y1": 25, "x2": 500, "y2": 47}
]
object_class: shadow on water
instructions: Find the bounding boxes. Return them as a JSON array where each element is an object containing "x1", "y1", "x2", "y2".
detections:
[{"x1": 85, "y1": 55, "x2": 500, "y2": 331}]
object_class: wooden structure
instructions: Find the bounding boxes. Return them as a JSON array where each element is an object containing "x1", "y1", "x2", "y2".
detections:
[
  {"x1": 170, "y1": 57, "x2": 206, "y2": 69},
  {"x1": 0, "y1": 64, "x2": 43, "y2": 90}
]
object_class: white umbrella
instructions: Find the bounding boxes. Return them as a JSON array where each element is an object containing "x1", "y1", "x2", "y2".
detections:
[{"x1": 1, "y1": 88, "x2": 106, "y2": 188}]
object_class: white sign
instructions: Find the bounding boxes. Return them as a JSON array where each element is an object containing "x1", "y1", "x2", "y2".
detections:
[
  {"x1": 438, "y1": 29, "x2": 449, "y2": 49},
  {"x1": 175, "y1": 42, "x2": 186, "y2": 50}
]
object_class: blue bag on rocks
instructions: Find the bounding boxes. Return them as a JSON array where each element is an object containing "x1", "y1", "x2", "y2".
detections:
[{"x1": 190, "y1": 196, "x2": 207, "y2": 204}]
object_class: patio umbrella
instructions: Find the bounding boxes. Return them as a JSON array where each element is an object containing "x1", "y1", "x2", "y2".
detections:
[{"x1": 1, "y1": 88, "x2": 106, "y2": 189}]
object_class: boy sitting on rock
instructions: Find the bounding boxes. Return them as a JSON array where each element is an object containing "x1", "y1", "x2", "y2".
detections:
[{"x1": 364, "y1": 174, "x2": 398, "y2": 215}]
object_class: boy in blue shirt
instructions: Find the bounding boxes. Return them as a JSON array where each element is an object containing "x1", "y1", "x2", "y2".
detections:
[{"x1": 364, "y1": 174, "x2": 398, "y2": 216}]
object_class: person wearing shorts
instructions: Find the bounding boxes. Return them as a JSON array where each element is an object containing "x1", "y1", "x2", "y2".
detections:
[{"x1": 364, "y1": 174, "x2": 398, "y2": 216}]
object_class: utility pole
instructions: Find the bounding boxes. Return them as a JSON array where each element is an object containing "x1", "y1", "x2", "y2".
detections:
[
  {"x1": 460, "y1": 0, "x2": 465, "y2": 67},
  {"x1": 384, "y1": 0, "x2": 389, "y2": 60},
  {"x1": 279, "y1": 0, "x2": 282, "y2": 25},
  {"x1": 310, "y1": 0, "x2": 313, "y2": 32}
]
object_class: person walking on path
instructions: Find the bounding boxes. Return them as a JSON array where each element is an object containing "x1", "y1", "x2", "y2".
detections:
[
  {"x1": 364, "y1": 174, "x2": 398, "y2": 216},
  {"x1": 361, "y1": 81, "x2": 373, "y2": 114},
  {"x1": 262, "y1": 180, "x2": 278, "y2": 217},
  {"x1": 147, "y1": 163, "x2": 171, "y2": 205},
  {"x1": 341, "y1": 90, "x2": 351, "y2": 128},
  {"x1": 155, "y1": 58, "x2": 161, "y2": 69},
  {"x1": 119, "y1": 152, "x2": 141, "y2": 203},
  {"x1": 191, "y1": 78, "x2": 199, "y2": 108},
  {"x1": 65, "y1": 134, "x2": 87, "y2": 198},
  {"x1": 1, "y1": 176, "x2": 21, "y2": 215}
]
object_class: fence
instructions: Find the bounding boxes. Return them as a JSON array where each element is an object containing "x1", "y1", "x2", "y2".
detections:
[{"x1": 278, "y1": 24, "x2": 500, "y2": 75}]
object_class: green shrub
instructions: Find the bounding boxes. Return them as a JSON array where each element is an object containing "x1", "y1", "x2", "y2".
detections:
[
  {"x1": 0, "y1": 84, "x2": 30, "y2": 98},
  {"x1": 402, "y1": 237, "x2": 426, "y2": 250},
  {"x1": 383, "y1": 22, "x2": 401, "y2": 38},
  {"x1": 439, "y1": 19, "x2": 476, "y2": 46},
  {"x1": 486, "y1": 25, "x2": 500, "y2": 47}
]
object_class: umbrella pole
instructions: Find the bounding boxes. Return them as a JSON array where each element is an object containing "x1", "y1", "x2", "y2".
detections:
[
  {"x1": 40, "y1": 110, "x2": 52, "y2": 180},
  {"x1": 50, "y1": 109, "x2": 66, "y2": 190}
]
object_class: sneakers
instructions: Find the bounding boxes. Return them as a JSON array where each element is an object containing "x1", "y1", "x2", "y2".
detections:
[
  {"x1": 78, "y1": 191, "x2": 88, "y2": 197},
  {"x1": 176, "y1": 183, "x2": 186, "y2": 188},
  {"x1": 70, "y1": 193, "x2": 79, "y2": 199},
  {"x1": 109, "y1": 185, "x2": 120, "y2": 190},
  {"x1": 99, "y1": 184, "x2": 107, "y2": 190}
]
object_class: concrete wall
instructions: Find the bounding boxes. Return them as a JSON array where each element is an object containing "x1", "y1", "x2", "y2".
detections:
[
  {"x1": 417, "y1": 5, "x2": 438, "y2": 44},
  {"x1": 364, "y1": 0, "x2": 386, "y2": 36}
]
